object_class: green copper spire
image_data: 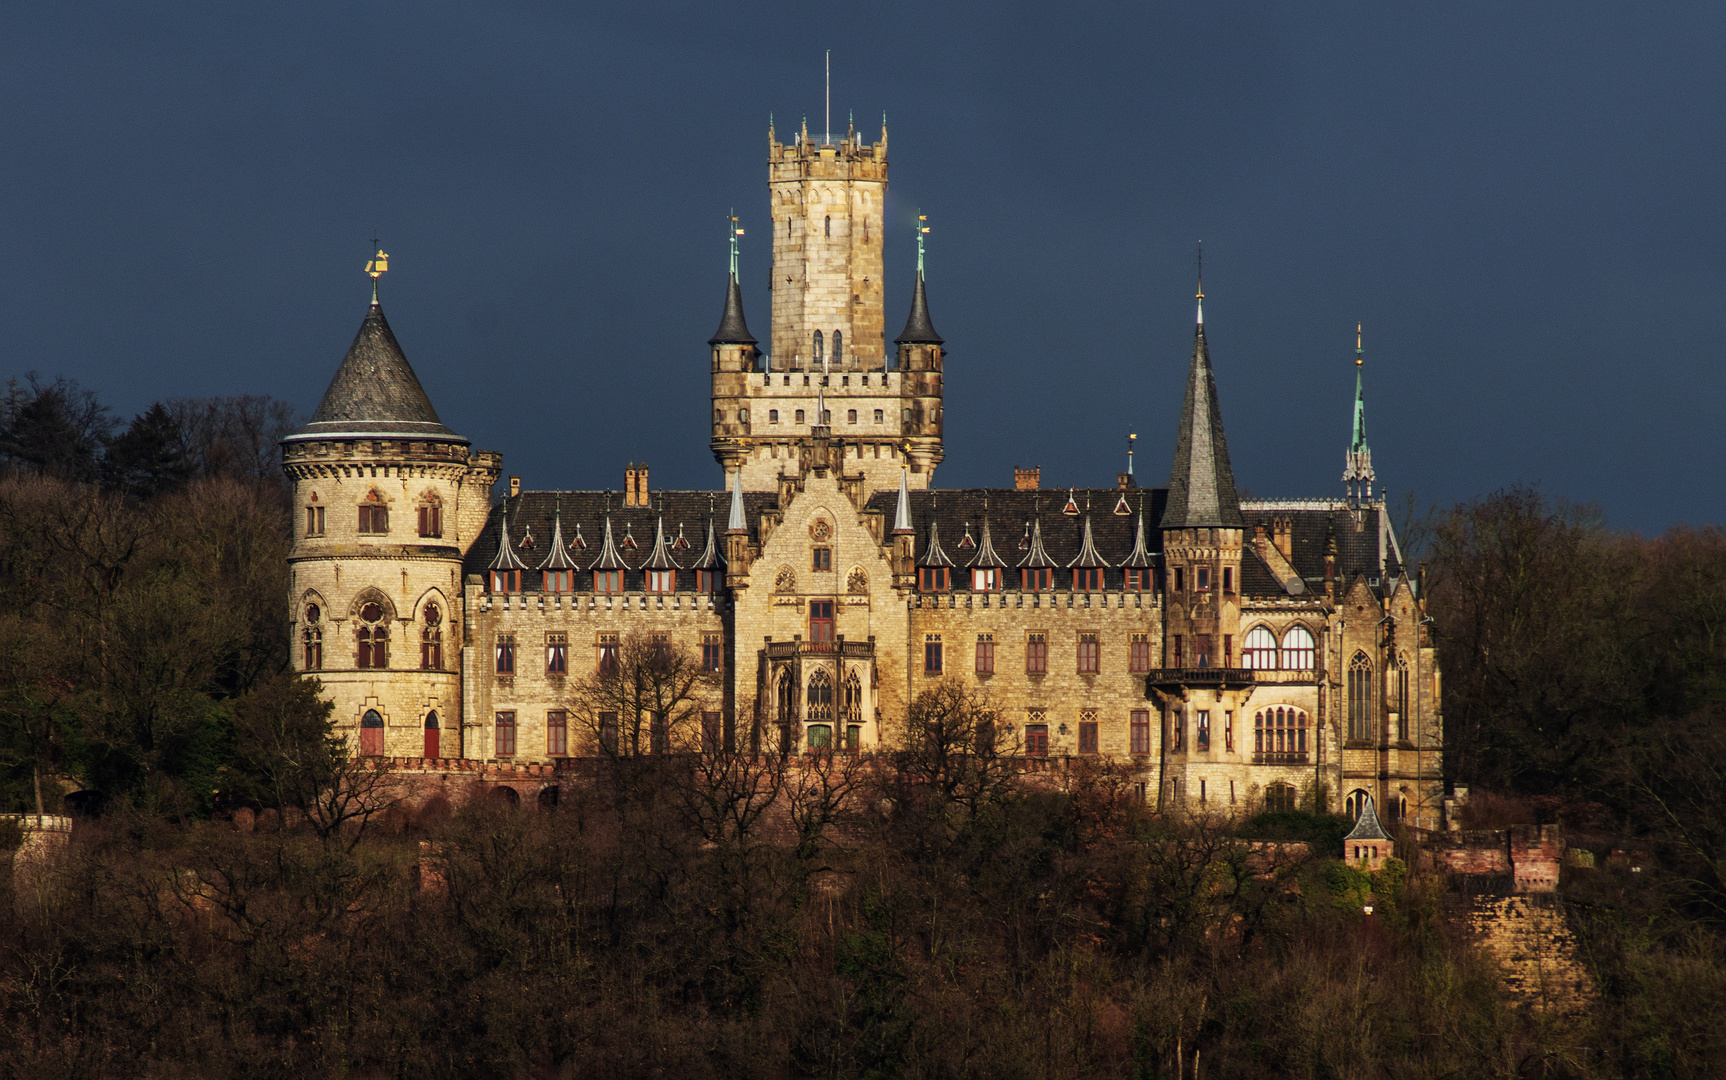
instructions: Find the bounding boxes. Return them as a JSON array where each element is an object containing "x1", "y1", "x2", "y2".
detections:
[{"x1": 1343, "y1": 323, "x2": 1375, "y2": 505}]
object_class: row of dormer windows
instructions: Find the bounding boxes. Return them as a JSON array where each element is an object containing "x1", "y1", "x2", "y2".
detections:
[
  {"x1": 489, "y1": 569, "x2": 724, "y2": 595},
  {"x1": 919, "y1": 567, "x2": 1160, "y2": 593}
]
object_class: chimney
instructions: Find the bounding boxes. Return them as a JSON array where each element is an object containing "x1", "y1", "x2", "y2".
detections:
[
  {"x1": 1014, "y1": 466, "x2": 1040, "y2": 491},
  {"x1": 1117, "y1": 472, "x2": 1135, "y2": 490},
  {"x1": 508, "y1": 475, "x2": 521, "y2": 498},
  {"x1": 623, "y1": 463, "x2": 636, "y2": 507},
  {"x1": 1273, "y1": 517, "x2": 1293, "y2": 559},
  {"x1": 636, "y1": 462, "x2": 649, "y2": 507}
]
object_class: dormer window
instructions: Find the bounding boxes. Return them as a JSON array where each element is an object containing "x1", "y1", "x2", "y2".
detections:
[
  {"x1": 594, "y1": 570, "x2": 621, "y2": 594},
  {"x1": 1072, "y1": 568, "x2": 1104, "y2": 592},
  {"x1": 696, "y1": 569, "x2": 723, "y2": 593},
  {"x1": 1021, "y1": 568, "x2": 1053, "y2": 591},
  {"x1": 972, "y1": 568, "x2": 1000, "y2": 591},
  {"x1": 1125, "y1": 568, "x2": 1148, "y2": 592},
  {"x1": 918, "y1": 567, "x2": 951, "y2": 592},
  {"x1": 545, "y1": 569, "x2": 573, "y2": 593},
  {"x1": 647, "y1": 569, "x2": 674, "y2": 593},
  {"x1": 490, "y1": 569, "x2": 520, "y2": 593}
]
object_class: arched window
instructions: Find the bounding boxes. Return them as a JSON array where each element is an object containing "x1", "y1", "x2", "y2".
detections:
[
  {"x1": 1242, "y1": 626, "x2": 1277, "y2": 669},
  {"x1": 1254, "y1": 707, "x2": 1308, "y2": 757},
  {"x1": 777, "y1": 669, "x2": 798, "y2": 722},
  {"x1": 1265, "y1": 782, "x2": 1297, "y2": 813},
  {"x1": 832, "y1": 330, "x2": 842, "y2": 364},
  {"x1": 843, "y1": 670, "x2": 863, "y2": 724},
  {"x1": 807, "y1": 668, "x2": 834, "y2": 723},
  {"x1": 303, "y1": 604, "x2": 323, "y2": 670},
  {"x1": 813, "y1": 330, "x2": 824, "y2": 363},
  {"x1": 420, "y1": 603, "x2": 443, "y2": 670},
  {"x1": 1392, "y1": 655, "x2": 1409, "y2": 741},
  {"x1": 424, "y1": 711, "x2": 440, "y2": 759},
  {"x1": 1282, "y1": 625, "x2": 1315, "y2": 670},
  {"x1": 356, "y1": 601, "x2": 389, "y2": 669},
  {"x1": 824, "y1": 214, "x2": 831, "y2": 237},
  {"x1": 1348, "y1": 653, "x2": 1373, "y2": 741},
  {"x1": 360, "y1": 709, "x2": 385, "y2": 757}
]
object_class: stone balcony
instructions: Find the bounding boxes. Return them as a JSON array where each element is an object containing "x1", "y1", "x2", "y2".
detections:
[{"x1": 1144, "y1": 667, "x2": 1256, "y2": 694}]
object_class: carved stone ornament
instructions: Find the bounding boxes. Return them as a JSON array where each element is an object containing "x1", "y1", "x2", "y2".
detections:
[
  {"x1": 847, "y1": 567, "x2": 868, "y2": 594},
  {"x1": 774, "y1": 566, "x2": 796, "y2": 593}
]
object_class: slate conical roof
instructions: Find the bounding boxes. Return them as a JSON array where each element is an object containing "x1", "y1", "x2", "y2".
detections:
[
  {"x1": 1344, "y1": 795, "x2": 1392, "y2": 842},
  {"x1": 290, "y1": 300, "x2": 464, "y2": 442},
  {"x1": 894, "y1": 270, "x2": 943, "y2": 345},
  {"x1": 1162, "y1": 310, "x2": 1243, "y2": 529},
  {"x1": 708, "y1": 272, "x2": 757, "y2": 346}
]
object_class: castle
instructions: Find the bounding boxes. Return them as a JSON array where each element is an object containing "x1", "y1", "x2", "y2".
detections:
[{"x1": 283, "y1": 116, "x2": 1443, "y2": 826}]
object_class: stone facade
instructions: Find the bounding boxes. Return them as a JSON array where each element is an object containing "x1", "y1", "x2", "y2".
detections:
[{"x1": 285, "y1": 116, "x2": 1443, "y2": 825}]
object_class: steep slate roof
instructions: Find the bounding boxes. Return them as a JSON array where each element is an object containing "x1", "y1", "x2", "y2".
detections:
[
  {"x1": 894, "y1": 271, "x2": 943, "y2": 345},
  {"x1": 289, "y1": 300, "x2": 464, "y2": 441},
  {"x1": 1344, "y1": 795, "x2": 1392, "y2": 842},
  {"x1": 1236, "y1": 501, "x2": 1403, "y2": 599},
  {"x1": 1161, "y1": 317, "x2": 1243, "y2": 529},
  {"x1": 917, "y1": 520, "x2": 954, "y2": 567},
  {"x1": 465, "y1": 491, "x2": 774, "y2": 585},
  {"x1": 709, "y1": 273, "x2": 757, "y2": 346}
]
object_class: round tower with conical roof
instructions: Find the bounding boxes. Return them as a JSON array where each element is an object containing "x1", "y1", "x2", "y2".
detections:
[{"x1": 282, "y1": 288, "x2": 501, "y2": 760}]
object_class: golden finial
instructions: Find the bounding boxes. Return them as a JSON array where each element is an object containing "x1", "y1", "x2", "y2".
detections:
[
  {"x1": 1356, "y1": 322, "x2": 1364, "y2": 366},
  {"x1": 365, "y1": 246, "x2": 389, "y2": 304}
]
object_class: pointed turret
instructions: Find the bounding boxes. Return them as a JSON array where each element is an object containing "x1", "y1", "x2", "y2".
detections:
[
  {"x1": 693, "y1": 516, "x2": 725, "y2": 571},
  {"x1": 1161, "y1": 285, "x2": 1243, "y2": 530},
  {"x1": 894, "y1": 270, "x2": 943, "y2": 345},
  {"x1": 538, "y1": 510, "x2": 579, "y2": 571},
  {"x1": 1344, "y1": 795, "x2": 1392, "y2": 843},
  {"x1": 708, "y1": 272, "x2": 757, "y2": 346},
  {"x1": 487, "y1": 508, "x2": 527, "y2": 572},
  {"x1": 1342, "y1": 323, "x2": 1375, "y2": 506},
  {"x1": 970, "y1": 517, "x2": 1006, "y2": 569},
  {"x1": 643, "y1": 516, "x2": 680, "y2": 570},
  {"x1": 893, "y1": 467, "x2": 914, "y2": 534},
  {"x1": 1067, "y1": 516, "x2": 1109, "y2": 569},
  {"x1": 727, "y1": 468, "x2": 748, "y2": 534},
  {"x1": 917, "y1": 519, "x2": 954, "y2": 568},
  {"x1": 292, "y1": 299, "x2": 464, "y2": 441},
  {"x1": 589, "y1": 516, "x2": 629, "y2": 571}
]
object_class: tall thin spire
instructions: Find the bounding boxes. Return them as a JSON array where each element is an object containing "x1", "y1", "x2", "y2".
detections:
[
  {"x1": 1195, "y1": 242, "x2": 1204, "y2": 325},
  {"x1": 893, "y1": 466, "x2": 913, "y2": 534},
  {"x1": 727, "y1": 466, "x2": 747, "y2": 533},
  {"x1": 1343, "y1": 322, "x2": 1375, "y2": 506},
  {"x1": 1162, "y1": 278, "x2": 1243, "y2": 530},
  {"x1": 896, "y1": 215, "x2": 943, "y2": 345},
  {"x1": 709, "y1": 217, "x2": 756, "y2": 346}
]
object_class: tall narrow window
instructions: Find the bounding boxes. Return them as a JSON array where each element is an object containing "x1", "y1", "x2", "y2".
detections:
[
  {"x1": 809, "y1": 600, "x2": 835, "y2": 643},
  {"x1": 305, "y1": 505, "x2": 325, "y2": 536},
  {"x1": 1025, "y1": 717, "x2": 1049, "y2": 757},
  {"x1": 924, "y1": 633, "x2": 943, "y2": 674},
  {"x1": 1222, "y1": 567, "x2": 1234, "y2": 593},
  {"x1": 702, "y1": 632, "x2": 723, "y2": 673},
  {"x1": 1197, "y1": 710, "x2": 1210, "y2": 751},
  {"x1": 1194, "y1": 635, "x2": 1213, "y2": 668},
  {"x1": 495, "y1": 711, "x2": 516, "y2": 757},
  {"x1": 303, "y1": 604, "x2": 323, "y2": 670},
  {"x1": 423, "y1": 711, "x2": 439, "y2": 759},
  {"x1": 1174, "y1": 567, "x2": 1185, "y2": 592},
  {"x1": 417, "y1": 501, "x2": 443, "y2": 538},
  {"x1": 420, "y1": 604, "x2": 443, "y2": 670},
  {"x1": 1393, "y1": 657, "x2": 1409, "y2": 741},
  {"x1": 832, "y1": 330, "x2": 842, "y2": 363},
  {"x1": 1131, "y1": 710, "x2": 1151, "y2": 754},
  {"x1": 1172, "y1": 635, "x2": 1183, "y2": 668},
  {"x1": 1224, "y1": 634, "x2": 1233, "y2": 668},
  {"x1": 1130, "y1": 632, "x2": 1151, "y2": 673},
  {"x1": 356, "y1": 601, "x2": 388, "y2": 669},
  {"x1": 975, "y1": 633, "x2": 995, "y2": 675},
  {"x1": 1348, "y1": 653, "x2": 1374, "y2": 741},
  {"x1": 1078, "y1": 711, "x2": 1099, "y2": 755},
  {"x1": 808, "y1": 668, "x2": 834, "y2": 724},
  {"x1": 547, "y1": 710, "x2": 568, "y2": 757},
  {"x1": 813, "y1": 330, "x2": 824, "y2": 363},
  {"x1": 358, "y1": 496, "x2": 389, "y2": 535},
  {"x1": 495, "y1": 634, "x2": 515, "y2": 674},
  {"x1": 1196, "y1": 567, "x2": 1211, "y2": 591},
  {"x1": 546, "y1": 632, "x2": 568, "y2": 675},
  {"x1": 360, "y1": 709, "x2": 384, "y2": 757},
  {"x1": 1225, "y1": 711, "x2": 1234, "y2": 751},
  {"x1": 1077, "y1": 632, "x2": 1099, "y2": 674},
  {"x1": 597, "y1": 633, "x2": 619, "y2": 673},
  {"x1": 1025, "y1": 632, "x2": 1048, "y2": 674},
  {"x1": 824, "y1": 215, "x2": 831, "y2": 237}
]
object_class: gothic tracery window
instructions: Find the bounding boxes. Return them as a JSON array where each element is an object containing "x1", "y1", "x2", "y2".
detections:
[
  {"x1": 420, "y1": 603, "x2": 443, "y2": 670},
  {"x1": 302, "y1": 604, "x2": 323, "y2": 670},
  {"x1": 1348, "y1": 653, "x2": 1374, "y2": 741},
  {"x1": 356, "y1": 601, "x2": 389, "y2": 669}
]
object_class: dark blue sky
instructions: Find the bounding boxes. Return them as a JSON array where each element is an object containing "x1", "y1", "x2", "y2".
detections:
[{"x1": 3, "y1": 2, "x2": 1722, "y2": 531}]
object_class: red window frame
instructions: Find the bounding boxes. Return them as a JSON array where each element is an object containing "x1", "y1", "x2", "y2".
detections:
[
  {"x1": 809, "y1": 600, "x2": 835, "y2": 643},
  {"x1": 1025, "y1": 633, "x2": 1047, "y2": 675},
  {"x1": 546, "y1": 635, "x2": 568, "y2": 674},
  {"x1": 647, "y1": 569, "x2": 675, "y2": 593},
  {"x1": 924, "y1": 636, "x2": 943, "y2": 674},
  {"x1": 546, "y1": 710, "x2": 568, "y2": 756},
  {"x1": 696, "y1": 570, "x2": 723, "y2": 593},
  {"x1": 1078, "y1": 720, "x2": 1099, "y2": 754},
  {"x1": 1077, "y1": 633, "x2": 1099, "y2": 674},
  {"x1": 495, "y1": 711, "x2": 517, "y2": 757},
  {"x1": 1197, "y1": 710, "x2": 1211, "y2": 751},
  {"x1": 1124, "y1": 567, "x2": 1146, "y2": 592},
  {"x1": 491, "y1": 570, "x2": 520, "y2": 593},
  {"x1": 544, "y1": 569, "x2": 573, "y2": 593},
  {"x1": 919, "y1": 567, "x2": 951, "y2": 592},
  {"x1": 1130, "y1": 633, "x2": 1151, "y2": 674},
  {"x1": 972, "y1": 567, "x2": 1001, "y2": 591},
  {"x1": 593, "y1": 570, "x2": 621, "y2": 593},
  {"x1": 1024, "y1": 724, "x2": 1049, "y2": 757},
  {"x1": 975, "y1": 635, "x2": 995, "y2": 675},
  {"x1": 417, "y1": 504, "x2": 442, "y2": 538},
  {"x1": 1021, "y1": 567, "x2": 1053, "y2": 591},
  {"x1": 1072, "y1": 567, "x2": 1103, "y2": 592},
  {"x1": 597, "y1": 634, "x2": 619, "y2": 673},
  {"x1": 1130, "y1": 710, "x2": 1151, "y2": 754},
  {"x1": 495, "y1": 637, "x2": 515, "y2": 674},
  {"x1": 702, "y1": 634, "x2": 723, "y2": 673}
]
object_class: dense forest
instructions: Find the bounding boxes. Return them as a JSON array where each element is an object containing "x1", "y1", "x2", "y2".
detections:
[{"x1": 0, "y1": 374, "x2": 1721, "y2": 1078}]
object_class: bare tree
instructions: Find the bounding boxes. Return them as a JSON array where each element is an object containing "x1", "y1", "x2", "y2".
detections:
[
  {"x1": 565, "y1": 631, "x2": 719, "y2": 760},
  {"x1": 894, "y1": 680, "x2": 1021, "y2": 819}
]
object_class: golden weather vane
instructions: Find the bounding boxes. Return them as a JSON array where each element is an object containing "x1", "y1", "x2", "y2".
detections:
[{"x1": 365, "y1": 243, "x2": 389, "y2": 303}]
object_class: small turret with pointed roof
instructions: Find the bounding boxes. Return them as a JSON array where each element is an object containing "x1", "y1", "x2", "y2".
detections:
[
  {"x1": 893, "y1": 467, "x2": 914, "y2": 534},
  {"x1": 538, "y1": 506, "x2": 579, "y2": 572},
  {"x1": 895, "y1": 270, "x2": 943, "y2": 346},
  {"x1": 1162, "y1": 271, "x2": 1244, "y2": 530}
]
